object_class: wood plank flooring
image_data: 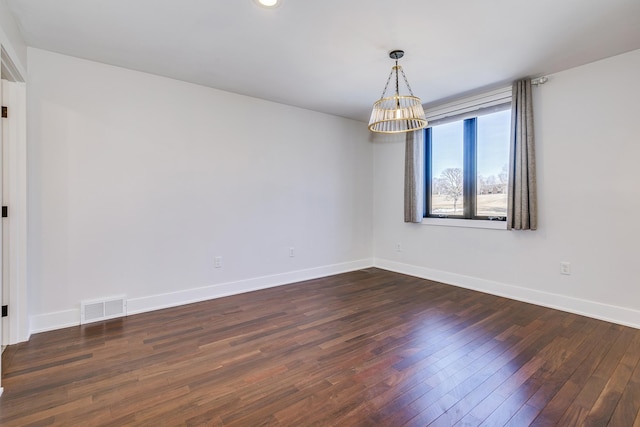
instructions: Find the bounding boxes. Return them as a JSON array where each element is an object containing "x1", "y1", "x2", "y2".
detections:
[{"x1": 2, "y1": 268, "x2": 640, "y2": 426}]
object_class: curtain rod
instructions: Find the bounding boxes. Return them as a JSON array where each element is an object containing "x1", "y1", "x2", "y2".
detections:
[{"x1": 531, "y1": 76, "x2": 549, "y2": 86}]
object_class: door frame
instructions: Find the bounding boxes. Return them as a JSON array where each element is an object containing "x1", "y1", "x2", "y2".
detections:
[{"x1": 1, "y1": 45, "x2": 28, "y2": 348}]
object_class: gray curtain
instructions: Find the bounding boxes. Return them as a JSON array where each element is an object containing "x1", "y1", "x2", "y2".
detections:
[
  {"x1": 507, "y1": 79, "x2": 538, "y2": 230},
  {"x1": 404, "y1": 129, "x2": 424, "y2": 223}
]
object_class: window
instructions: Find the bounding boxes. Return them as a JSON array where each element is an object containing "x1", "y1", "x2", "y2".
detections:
[{"x1": 425, "y1": 106, "x2": 511, "y2": 221}]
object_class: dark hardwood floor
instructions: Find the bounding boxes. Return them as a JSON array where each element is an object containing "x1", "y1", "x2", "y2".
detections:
[{"x1": 2, "y1": 268, "x2": 640, "y2": 426}]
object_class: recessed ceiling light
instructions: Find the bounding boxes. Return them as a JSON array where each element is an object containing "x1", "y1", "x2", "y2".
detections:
[{"x1": 255, "y1": 0, "x2": 280, "y2": 8}]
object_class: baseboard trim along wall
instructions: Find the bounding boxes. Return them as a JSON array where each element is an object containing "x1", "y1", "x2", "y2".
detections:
[
  {"x1": 30, "y1": 257, "x2": 639, "y2": 335},
  {"x1": 29, "y1": 309, "x2": 80, "y2": 335},
  {"x1": 374, "y1": 258, "x2": 640, "y2": 330},
  {"x1": 29, "y1": 258, "x2": 374, "y2": 335}
]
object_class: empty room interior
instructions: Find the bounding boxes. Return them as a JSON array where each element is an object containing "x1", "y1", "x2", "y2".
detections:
[{"x1": 1, "y1": 0, "x2": 640, "y2": 425}]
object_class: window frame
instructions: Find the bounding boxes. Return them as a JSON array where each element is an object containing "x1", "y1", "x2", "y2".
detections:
[{"x1": 424, "y1": 109, "x2": 510, "y2": 222}]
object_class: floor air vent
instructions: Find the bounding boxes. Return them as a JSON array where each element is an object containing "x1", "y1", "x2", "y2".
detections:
[{"x1": 81, "y1": 296, "x2": 127, "y2": 324}]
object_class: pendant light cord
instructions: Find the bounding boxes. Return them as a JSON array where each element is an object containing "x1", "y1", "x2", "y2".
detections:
[
  {"x1": 380, "y1": 69, "x2": 393, "y2": 99},
  {"x1": 395, "y1": 59, "x2": 399, "y2": 96},
  {"x1": 395, "y1": 59, "x2": 400, "y2": 109},
  {"x1": 400, "y1": 67, "x2": 416, "y2": 97}
]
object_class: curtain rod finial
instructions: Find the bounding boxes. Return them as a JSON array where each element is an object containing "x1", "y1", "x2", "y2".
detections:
[{"x1": 531, "y1": 76, "x2": 548, "y2": 86}]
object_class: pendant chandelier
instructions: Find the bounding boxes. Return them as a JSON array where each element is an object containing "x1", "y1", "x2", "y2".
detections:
[{"x1": 368, "y1": 50, "x2": 427, "y2": 134}]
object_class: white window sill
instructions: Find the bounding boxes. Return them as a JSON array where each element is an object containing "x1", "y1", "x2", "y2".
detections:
[{"x1": 421, "y1": 217, "x2": 507, "y2": 230}]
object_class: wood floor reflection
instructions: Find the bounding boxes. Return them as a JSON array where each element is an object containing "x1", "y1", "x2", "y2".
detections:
[{"x1": 2, "y1": 268, "x2": 639, "y2": 426}]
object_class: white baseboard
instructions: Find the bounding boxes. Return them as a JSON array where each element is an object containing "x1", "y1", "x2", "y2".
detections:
[
  {"x1": 127, "y1": 259, "x2": 373, "y2": 315},
  {"x1": 29, "y1": 258, "x2": 374, "y2": 335},
  {"x1": 30, "y1": 309, "x2": 80, "y2": 334},
  {"x1": 374, "y1": 258, "x2": 640, "y2": 330}
]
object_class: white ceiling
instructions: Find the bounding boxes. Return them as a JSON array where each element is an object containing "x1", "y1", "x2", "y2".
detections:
[{"x1": 6, "y1": 0, "x2": 640, "y2": 122}]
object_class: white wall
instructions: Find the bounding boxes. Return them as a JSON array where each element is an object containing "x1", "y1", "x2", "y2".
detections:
[
  {"x1": 27, "y1": 48, "x2": 373, "y2": 332},
  {"x1": 373, "y1": 49, "x2": 640, "y2": 328}
]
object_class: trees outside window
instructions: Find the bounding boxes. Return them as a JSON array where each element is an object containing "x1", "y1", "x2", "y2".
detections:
[{"x1": 439, "y1": 168, "x2": 463, "y2": 214}]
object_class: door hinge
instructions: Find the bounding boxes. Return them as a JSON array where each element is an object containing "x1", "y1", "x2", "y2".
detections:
[
  {"x1": 1, "y1": 206, "x2": 7, "y2": 218},
  {"x1": 1, "y1": 106, "x2": 7, "y2": 118},
  {"x1": 1, "y1": 305, "x2": 7, "y2": 317}
]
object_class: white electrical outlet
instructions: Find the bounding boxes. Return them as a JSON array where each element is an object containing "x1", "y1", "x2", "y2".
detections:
[
  {"x1": 289, "y1": 247, "x2": 295, "y2": 258},
  {"x1": 214, "y1": 256, "x2": 223, "y2": 268},
  {"x1": 560, "y1": 261, "x2": 571, "y2": 275}
]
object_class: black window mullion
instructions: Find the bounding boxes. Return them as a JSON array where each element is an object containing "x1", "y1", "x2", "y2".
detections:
[{"x1": 463, "y1": 119, "x2": 476, "y2": 219}]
